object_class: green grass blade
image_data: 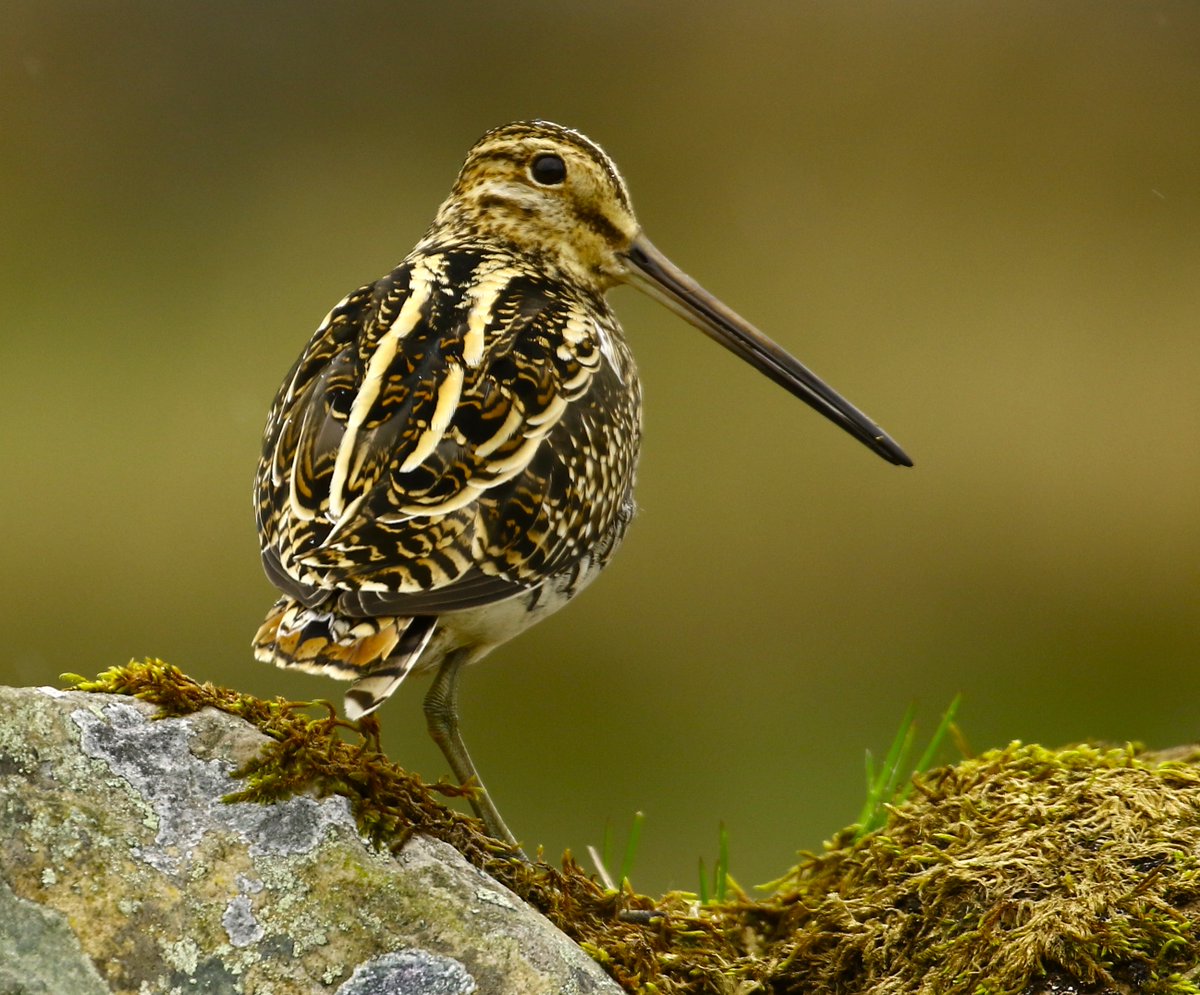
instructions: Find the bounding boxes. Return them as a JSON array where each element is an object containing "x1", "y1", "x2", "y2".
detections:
[
  {"x1": 881, "y1": 718, "x2": 917, "y2": 802},
  {"x1": 896, "y1": 693, "x2": 961, "y2": 806},
  {"x1": 879, "y1": 704, "x2": 917, "y2": 792},
  {"x1": 855, "y1": 697, "x2": 963, "y2": 840},
  {"x1": 696, "y1": 823, "x2": 732, "y2": 904},
  {"x1": 855, "y1": 704, "x2": 915, "y2": 835},
  {"x1": 855, "y1": 750, "x2": 878, "y2": 829}
]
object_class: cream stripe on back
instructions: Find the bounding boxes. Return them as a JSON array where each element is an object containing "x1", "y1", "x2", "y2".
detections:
[{"x1": 328, "y1": 260, "x2": 435, "y2": 518}]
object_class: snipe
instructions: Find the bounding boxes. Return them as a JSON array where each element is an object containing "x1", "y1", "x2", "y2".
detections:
[{"x1": 253, "y1": 121, "x2": 911, "y2": 848}]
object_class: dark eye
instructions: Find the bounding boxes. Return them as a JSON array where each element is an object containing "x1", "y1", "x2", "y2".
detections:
[{"x1": 530, "y1": 153, "x2": 567, "y2": 186}]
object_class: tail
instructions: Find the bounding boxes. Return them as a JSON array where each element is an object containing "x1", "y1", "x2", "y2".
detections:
[{"x1": 253, "y1": 597, "x2": 437, "y2": 719}]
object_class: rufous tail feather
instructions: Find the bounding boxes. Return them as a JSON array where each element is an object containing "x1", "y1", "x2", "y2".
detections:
[{"x1": 252, "y1": 597, "x2": 437, "y2": 717}]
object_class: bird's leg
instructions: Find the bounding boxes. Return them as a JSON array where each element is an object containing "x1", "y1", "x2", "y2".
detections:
[{"x1": 424, "y1": 650, "x2": 524, "y2": 856}]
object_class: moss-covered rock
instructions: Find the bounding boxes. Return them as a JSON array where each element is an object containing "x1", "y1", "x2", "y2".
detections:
[{"x1": 3, "y1": 660, "x2": 1200, "y2": 994}]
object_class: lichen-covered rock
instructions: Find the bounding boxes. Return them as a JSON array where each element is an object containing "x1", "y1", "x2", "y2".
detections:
[{"x1": 0, "y1": 685, "x2": 622, "y2": 995}]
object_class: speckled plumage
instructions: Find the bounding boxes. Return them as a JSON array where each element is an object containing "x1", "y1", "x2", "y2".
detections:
[
  {"x1": 254, "y1": 124, "x2": 643, "y2": 719},
  {"x1": 253, "y1": 121, "x2": 910, "y2": 844}
]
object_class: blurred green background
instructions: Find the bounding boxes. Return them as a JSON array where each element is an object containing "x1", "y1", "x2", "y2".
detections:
[{"x1": 2, "y1": 1, "x2": 1197, "y2": 895}]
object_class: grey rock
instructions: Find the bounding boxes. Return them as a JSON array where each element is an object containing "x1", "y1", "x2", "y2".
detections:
[
  {"x1": 0, "y1": 685, "x2": 623, "y2": 995},
  {"x1": 0, "y1": 878, "x2": 109, "y2": 995}
]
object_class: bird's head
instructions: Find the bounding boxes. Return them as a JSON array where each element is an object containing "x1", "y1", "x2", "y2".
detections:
[{"x1": 426, "y1": 120, "x2": 640, "y2": 293}]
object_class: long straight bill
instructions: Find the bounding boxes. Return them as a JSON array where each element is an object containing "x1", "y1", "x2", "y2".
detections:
[{"x1": 623, "y1": 235, "x2": 912, "y2": 467}]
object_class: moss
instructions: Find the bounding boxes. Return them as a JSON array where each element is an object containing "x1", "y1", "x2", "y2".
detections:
[
  {"x1": 67, "y1": 661, "x2": 1200, "y2": 994},
  {"x1": 767, "y1": 743, "x2": 1200, "y2": 994}
]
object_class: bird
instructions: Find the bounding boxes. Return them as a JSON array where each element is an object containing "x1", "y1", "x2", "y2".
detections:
[{"x1": 253, "y1": 121, "x2": 911, "y2": 848}]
